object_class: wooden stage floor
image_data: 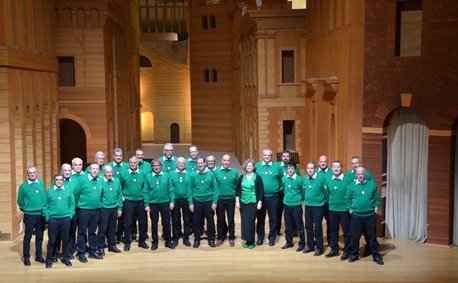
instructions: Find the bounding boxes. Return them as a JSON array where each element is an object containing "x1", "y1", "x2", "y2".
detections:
[{"x1": 1, "y1": 215, "x2": 458, "y2": 283}]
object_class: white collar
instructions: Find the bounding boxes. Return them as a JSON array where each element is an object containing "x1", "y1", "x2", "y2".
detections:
[{"x1": 332, "y1": 174, "x2": 344, "y2": 180}]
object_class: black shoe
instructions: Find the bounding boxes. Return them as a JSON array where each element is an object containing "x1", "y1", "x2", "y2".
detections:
[
  {"x1": 314, "y1": 249, "x2": 324, "y2": 256},
  {"x1": 216, "y1": 239, "x2": 223, "y2": 246},
  {"x1": 78, "y1": 254, "x2": 87, "y2": 263},
  {"x1": 296, "y1": 245, "x2": 305, "y2": 252},
  {"x1": 269, "y1": 241, "x2": 275, "y2": 246},
  {"x1": 183, "y1": 239, "x2": 192, "y2": 247},
  {"x1": 340, "y1": 252, "x2": 350, "y2": 261},
  {"x1": 45, "y1": 259, "x2": 52, "y2": 268},
  {"x1": 348, "y1": 255, "x2": 359, "y2": 263},
  {"x1": 131, "y1": 233, "x2": 137, "y2": 241},
  {"x1": 108, "y1": 245, "x2": 121, "y2": 253},
  {"x1": 98, "y1": 249, "x2": 105, "y2": 256},
  {"x1": 172, "y1": 240, "x2": 179, "y2": 247},
  {"x1": 138, "y1": 242, "x2": 149, "y2": 249},
  {"x1": 281, "y1": 243, "x2": 293, "y2": 249},
  {"x1": 88, "y1": 252, "x2": 103, "y2": 260},
  {"x1": 69, "y1": 255, "x2": 75, "y2": 260},
  {"x1": 35, "y1": 255, "x2": 45, "y2": 263},
  {"x1": 24, "y1": 257, "x2": 31, "y2": 266},
  {"x1": 303, "y1": 247, "x2": 315, "y2": 253},
  {"x1": 151, "y1": 243, "x2": 158, "y2": 250},
  {"x1": 165, "y1": 242, "x2": 175, "y2": 249},
  {"x1": 256, "y1": 240, "x2": 263, "y2": 246},
  {"x1": 51, "y1": 257, "x2": 58, "y2": 263},
  {"x1": 124, "y1": 243, "x2": 131, "y2": 251},
  {"x1": 325, "y1": 251, "x2": 339, "y2": 258},
  {"x1": 193, "y1": 241, "x2": 200, "y2": 248},
  {"x1": 62, "y1": 259, "x2": 72, "y2": 266},
  {"x1": 373, "y1": 256, "x2": 384, "y2": 265},
  {"x1": 208, "y1": 241, "x2": 216, "y2": 248}
]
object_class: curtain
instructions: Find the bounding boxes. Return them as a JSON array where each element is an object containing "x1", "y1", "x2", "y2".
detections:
[
  {"x1": 385, "y1": 107, "x2": 428, "y2": 243},
  {"x1": 454, "y1": 123, "x2": 458, "y2": 245}
]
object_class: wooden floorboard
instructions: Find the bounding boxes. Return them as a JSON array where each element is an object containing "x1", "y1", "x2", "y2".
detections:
[{"x1": 1, "y1": 213, "x2": 458, "y2": 283}]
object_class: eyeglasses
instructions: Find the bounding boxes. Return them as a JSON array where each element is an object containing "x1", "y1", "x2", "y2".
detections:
[{"x1": 55, "y1": 178, "x2": 64, "y2": 182}]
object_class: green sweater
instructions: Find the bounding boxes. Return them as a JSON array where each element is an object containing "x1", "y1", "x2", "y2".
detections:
[
  {"x1": 344, "y1": 169, "x2": 374, "y2": 185},
  {"x1": 102, "y1": 178, "x2": 123, "y2": 211},
  {"x1": 282, "y1": 174, "x2": 304, "y2": 207},
  {"x1": 280, "y1": 163, "x2": 301, "y2": 178},
  {"x1": 327, "y1": 174, "x2": 348, "y2": 212},
  {"x1": 159, "y1": 156, "x2": 177, "y2": 173},
  {"x1": 302, "y1": 173, "x2": 328, "y2": 207},
  {"x1": 138, "y1": 161, "x2": 152, "y2": 174},
  {"x1": 43, "y1": 186, "x2": 75, "y2": 221},
  {"x1": 187, "y1": 170, "x2": 218, "y2": 205},
  {"x1": 345, "y1": 179, "x2": 380, "y2": 217},
  {"x1": 120, "y1": 169, "x2": 146, "y2": 201},
  {"x1": 214, "y1": 167, "x2": 239, "y2": 200},
  {"x1": 254, "y1": 161, "x2": 282, "y2": 197},
  {"x1": 317, "y1": 167, "x2": 333, "y2": 182},
  {"x1": 185, "y1": 159, "x2": 197, "y2": 173},
  {"x1": 17, "y1": 180, "x2": 46, "y2": 215},
  {"x1": 143, "y1": 172, "x2": 175, "y2": 205},
  {"x1": 84, "y1": 164, "x2": 105, "y2": 178},
  {"x1": 170, "y1": 169, "x2": 189, "y2": 200},
  {"x1": 107, "y1": 161, "x2": 130, "y2": 179},
  {"x1": 74, "y1": 175, "x2": 103, "y2": 209},
  {"x1": 71, "y1": 171, "x2": 86, "y2": 183}
]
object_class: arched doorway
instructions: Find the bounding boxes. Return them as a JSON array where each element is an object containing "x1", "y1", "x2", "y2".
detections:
[
  {"x1": 60, "y1": 119, "x2": 87, "y2": 165},
  {"x1": 170, "y1": 123, "x2": 180, "y2": 143},
  {"x1": 385, "y1": 107, "x2": 428, "y2": 242}
]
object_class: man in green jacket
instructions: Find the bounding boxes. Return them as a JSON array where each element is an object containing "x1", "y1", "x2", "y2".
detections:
[
  {"x1": 302, "y1": 161, "x2": 328, "y2": 256},
  {"x1": 17, "y1": 166, "x2": 46, "y2": 266},
  {"x1": 254, "y1": 149, "x2": 283, "y2": 246},
  {"x1": 43, "y1": 173, "x2": 75, "y2": 268},
  {"x1": 345, "y1": 167, "x2": 384, "y2": 265},
  {"x1": 74, "y1": 163, "x2": 104, "y2": 262},
  {"x1": 188, "y1": 156, "x2": 218, "y2": 248},
  {"x1": 98, "y1": 165, "x2": 123, "y2": 255}
]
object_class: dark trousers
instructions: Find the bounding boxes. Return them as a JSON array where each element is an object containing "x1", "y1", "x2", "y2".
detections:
[
  {"x1": 256, "y1": 193, "x2": 279, "y2": 242},
  {"x1": 172, "y1": 199, "x2": 190, "y2": 241},
  {"x1": 216, "y1": 198, "x2": 235, "y2": 241},
  {"x1": 350, "y1": 213, "x2": 380, "y2": 257},
  {"x1": 323, "y1": 202, "x2": 331, "y2": 244},
  {"x1": 329, "y1": 210, "x2": 351, "y2": 253},
  {"x1": 98, "y1": 207, "x2": 118, "y2": 249},
  {"x1": 116, "y1": 213, "x2": 125, "y2": 240},
  {"x1": 305, "y1": 205, "x2": 324, "y2": 250},
  {"x1": 193, "y1": 199, "x2": 215, "y2": 242},
  {"x1": 149, "y1": 203, "x2": 172, "y2": 244},
  {"x1": 77, "y1": 208, "x2": 100, "y2": 255},
  {"x1": 47, "y1": 217, "x2": 71, "y2": 261},
  {"x1": 284, "y1": 205, "x2": 305, "y2": 247},
  {"x1": 123, "y1": 199, "x2": 147, "y2": 244},
  {"x1": 23, "y1": 213, "x2": 44, "y2": 258},
  {"x1": 240, "y1": 202, "x2": 257, "y2": 244},
  {"x1": 277, "y1": 193, "x2": 284, "y2": 234},
  {"x1": 69, "y1": 212, "x2": 78, "y2": 253}
]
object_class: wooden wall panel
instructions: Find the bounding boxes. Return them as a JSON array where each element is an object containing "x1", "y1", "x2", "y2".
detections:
[
  {"x1": 427, "y1": 136, "x2": 453, "y2": 245},
  {"x1": 189, "y1": 4, "x2": 234, "y2": 152}
]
